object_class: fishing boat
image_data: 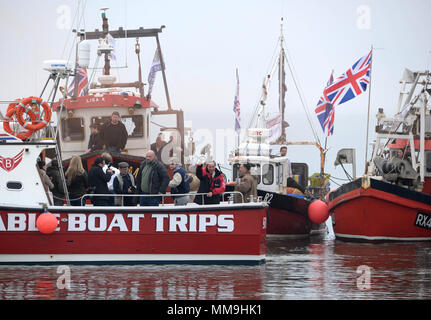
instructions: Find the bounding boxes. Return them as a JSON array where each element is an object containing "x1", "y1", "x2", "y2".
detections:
[
  {"x1": 328, "y1": 68, "x2": 431, "y2": 241},
  {"x1": 0, "y1": 10, "x2": 268, "y2": 265},
  {"x1": 227, "y1": 19, "x2": 330, "y2": 239}
]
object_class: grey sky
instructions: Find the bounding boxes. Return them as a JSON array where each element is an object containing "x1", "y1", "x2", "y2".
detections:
[{"x1": 1, "y1": 0, "x2": 430, "y2": 184}]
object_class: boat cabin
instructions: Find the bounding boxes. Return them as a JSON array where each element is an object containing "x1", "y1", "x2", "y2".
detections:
[{"x1": 228, "y1": 128, "x2": 308, "y2": 195}]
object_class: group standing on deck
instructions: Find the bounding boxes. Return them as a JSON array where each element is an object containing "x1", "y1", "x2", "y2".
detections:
[{"x1": 42, "y1": 111, "x2": 308, "y2": 206}]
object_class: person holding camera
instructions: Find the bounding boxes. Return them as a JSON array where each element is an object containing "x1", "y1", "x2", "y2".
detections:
[
  {"x1": 113, "y1": 162, "x2": 137, "y2": 206},
  {"x1": 88, "y1": 157, "x2": 113, "y2": 206}
]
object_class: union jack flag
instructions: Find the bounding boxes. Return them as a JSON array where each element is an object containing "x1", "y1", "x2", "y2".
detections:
[
  {"x1": 326, "y1": 50, "x2": 372, "y2": 106},
  {"x1": 315, "y1": 50, "x2": 372, "y2": 136},
  {"x1": 233, "y1": 68, "x2": 240, "y2": 132},
  {"x1": 315, "y1": 71, "x2": 335, "y2": 136},
  {"x1": 68, "y1": 68, "x2": 88, "y2": 98}
]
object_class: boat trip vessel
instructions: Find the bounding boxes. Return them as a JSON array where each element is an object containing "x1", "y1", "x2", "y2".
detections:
[
  {"x1": 0, "y1": 9, "x2": 268, "y2": 265},
  {"x1": 328, "y1": 68, "x2": 431, "y2": 241}
]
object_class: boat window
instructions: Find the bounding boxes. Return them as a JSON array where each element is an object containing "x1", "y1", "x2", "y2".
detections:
[
  {"x1": 253, "y1": 164, "x2": 261, "y2": 185},
  {"x1": 233, "y1": 163, "x2": 261, "y2": 184},
  {"x1": 262, "y1": 164, "x2": 274, "y2": 185},
  {"x1": 426, "y1": 151, "x2": 431, "y2": 173},
  {"x1": 6, "y1": 181, "x2": 23, "y2": 190},
  {"x1": 232, "y1": 163, "x2": 240, "y2": 180},
  {"x1": 61, "y1": 118, "x2": 85, "y2": 141},
  {"x1": 91, "y1": 115, "x2": 144, "y2": 138}
]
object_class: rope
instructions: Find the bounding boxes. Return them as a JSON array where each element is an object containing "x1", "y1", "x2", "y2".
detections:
[{"x1": 283, "y1": 48, "x2": 321, "y2": 146}]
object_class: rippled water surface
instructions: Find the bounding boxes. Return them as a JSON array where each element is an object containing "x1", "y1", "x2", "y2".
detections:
[{"x1": 1, "y1": 230, "x2": 431, "y2": 300}]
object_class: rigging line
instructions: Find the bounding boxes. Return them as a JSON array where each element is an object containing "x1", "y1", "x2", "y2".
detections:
[
  {"x1": 283, "y1": 48, "x2": 321, "y2": 146},
  {"x1": 60, "y1": 2, "x2": 81, "y2": 59},
  {"x1": 246, "y1": 39, "x2": 283, "y2": 130},
  {"x1": 247, "y1": 36, "x2": 281, "y2": 128},
  {"x1": 329, "y1": 178, "x2": 341, "y2": 187}
]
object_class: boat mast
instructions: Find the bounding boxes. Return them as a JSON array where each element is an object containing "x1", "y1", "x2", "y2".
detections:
[{"x1": 278, "y1": 18, "x2": 286, "y2": 142}]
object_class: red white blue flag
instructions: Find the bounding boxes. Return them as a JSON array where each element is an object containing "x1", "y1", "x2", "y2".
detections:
[
  {"x1": 326, "y1": 50, "x2": 372, "y2": 106},
  {"x1": 233, "y1": 68, "x2": 241, "y2": 132},
  {"x1": 68, "y1": 68, "x2": 88, "y2": 98},
  {"x1": 315, "y1": 71, "x2": 335, "y2": 136},
  {"x1": 315, "y1": 50, "x2": 372, "y2": 136}
]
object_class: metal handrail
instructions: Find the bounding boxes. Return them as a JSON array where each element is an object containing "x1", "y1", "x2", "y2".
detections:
[{"x1": 79, "y1": 191, "x2": 248, "y2": 206}]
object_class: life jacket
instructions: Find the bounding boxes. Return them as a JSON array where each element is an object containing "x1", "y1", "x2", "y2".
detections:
[{"x1": 171, "y1": 166, "x2": 190, "y2": 195}]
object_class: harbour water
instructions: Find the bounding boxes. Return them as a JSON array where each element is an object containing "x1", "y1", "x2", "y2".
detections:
[{"x1": 1, "y1": 222, "x2": 431, "y2": 300}]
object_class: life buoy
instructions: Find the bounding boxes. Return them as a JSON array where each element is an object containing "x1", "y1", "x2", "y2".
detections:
[
  {"x1": 16, "y1": 96, "x2": 52, "y2": 131},
  {"x1": 3, "y1": 100, "x2": 37, "y2": 140}
]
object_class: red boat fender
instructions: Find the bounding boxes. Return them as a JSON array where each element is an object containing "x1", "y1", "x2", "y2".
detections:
[
  {"x1": 308, "y1": 200, "x2": 329, "y2": 224},
  {"x1": 36, "y1": 212, "x2": 58, "y2": 234}
]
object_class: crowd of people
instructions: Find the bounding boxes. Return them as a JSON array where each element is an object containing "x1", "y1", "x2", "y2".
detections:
[
  {"x1": 40, "y1": 150, "x2": 262, "y2": 207},
  {"x1": 40, "y1": 143, "x2": 310, "y2": 206}
]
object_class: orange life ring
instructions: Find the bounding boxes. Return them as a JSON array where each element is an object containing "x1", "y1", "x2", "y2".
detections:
[
  {"x1": 16, "y1": 96, "x2": 52, "y2": 131},
  {"x1": 3, "y1": 100, "x2": 36, "y2": 140}
]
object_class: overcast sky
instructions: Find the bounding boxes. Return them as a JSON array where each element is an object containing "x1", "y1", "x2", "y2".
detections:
[{"x1": 1, "y1": 0, "x2": 431, "y2": 184}]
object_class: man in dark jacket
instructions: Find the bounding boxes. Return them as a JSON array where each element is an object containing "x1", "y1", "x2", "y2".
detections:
[
  {"x1": 99, "y1": 111, "x2": 128, "y2": 153},
  {"x1": 86, "y1": 124, "x2": 103, "y2": 153},
  {"x1": 136, "y1": 150, "x2": 170, "y2": 206},
  {"x1": 46, "y1": 159, "x2": 65, "y2": 206},
  {"x1": 113, "y1": 162, "x2": 137, "y2": 206},
  {"x1": 194, "y1": 161, "x2": 226, "y2": 205},
  {"x1": 88, "y1": 157, "x2": 113, "y2": 206}
]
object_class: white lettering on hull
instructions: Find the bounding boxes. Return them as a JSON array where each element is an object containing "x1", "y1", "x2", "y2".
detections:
[{"x1": 0, "y1": 213, "x2": 236, "y2": 233}]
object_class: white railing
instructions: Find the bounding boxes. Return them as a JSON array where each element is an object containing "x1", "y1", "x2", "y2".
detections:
[{"x1": 77, "y1": 191, "x2": 254, "y2": 206}]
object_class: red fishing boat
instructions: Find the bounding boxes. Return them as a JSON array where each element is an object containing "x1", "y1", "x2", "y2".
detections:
[
  {"x1": 227, "y1": 19, "x2": 330, "y2": 238},
  {"x1": 328, "y1": 69, "x2": 431, "y2": 241}
]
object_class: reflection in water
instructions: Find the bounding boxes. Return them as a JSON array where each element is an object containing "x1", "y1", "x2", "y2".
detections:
[{"x1": 1, "y1": 235, "x2": 431, "y2": 299}]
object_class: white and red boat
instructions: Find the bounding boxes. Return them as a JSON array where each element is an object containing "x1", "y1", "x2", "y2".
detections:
[
  {"x1": 0, "y1": 137, "x2": 267, "y2": 264},
  {"x1": 328, "y1": 69, "x2": 431, "y2": 241},
  {"x1": 0, "y1": 10, "x2": 267, "y2": 265}
]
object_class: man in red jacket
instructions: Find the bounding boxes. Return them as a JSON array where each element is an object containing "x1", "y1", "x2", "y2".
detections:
[{"x1": 194, "y1": 161, "x2": 226, "y2": 205}]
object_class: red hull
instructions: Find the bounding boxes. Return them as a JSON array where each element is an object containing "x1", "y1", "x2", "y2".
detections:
[
  {"x1": 0, "y1": 204, "x2": 267, "y2": 264},
  {"x1": 256, "y1": 190, "x2": 327, "y2": 238},
  {"x1": 328, "y1": 178, "x2": 431, "y2": 241},
  {"x1": 266, "y1": 207, "x2": 325, "y2": 237}
]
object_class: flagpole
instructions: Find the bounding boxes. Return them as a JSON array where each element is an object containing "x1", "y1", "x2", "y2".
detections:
[{"x1": 364, "y1": 45, "x2": 374, "y2": 174}]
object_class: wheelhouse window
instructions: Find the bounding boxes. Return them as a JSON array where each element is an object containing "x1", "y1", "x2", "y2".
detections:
[
  {"x1": 61, "y1": 118, "x2": 84, "y2": 141},
  {"x1": 91, "y1": 115, "x2": 144, "y2": 138},
  {"x1": 262, "y1": 164, "x2": 274, "y2": 185},
  {"x1": 425, "y1": 151, "x2": 431, "y2": 173}
]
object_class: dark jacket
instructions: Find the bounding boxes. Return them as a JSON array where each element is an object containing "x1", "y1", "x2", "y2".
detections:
[
  {"x1": 46, "y1": 162, "x2": 65, "y2": 199},
  {"x1": 150, "y1": 141, "x2": 167, "y2": 161},
  {"x1": 88, "y1": 132, "x2": 103, "y2": 152},
  {"x1": 194, "y1": 165, "x2": 226, "y2": 205},
  {"x1": 67, "y1": 172, "x2": 88, "y2": 199},
  {"x1": 136, "y1": 159, "x2": 170, "y2": 195},
  {"x1": 171, "y1": 166, "x2": 190, "y2": 195},
  {"x1": 100, "y1": 121, "x2": 128, "y2": 150},
  {"x1": 113, "y1": 173, "x2": 136, "y2": 206},
  {"x1": 88, "y1": 164, "x2": 112, "y2": 199}
]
